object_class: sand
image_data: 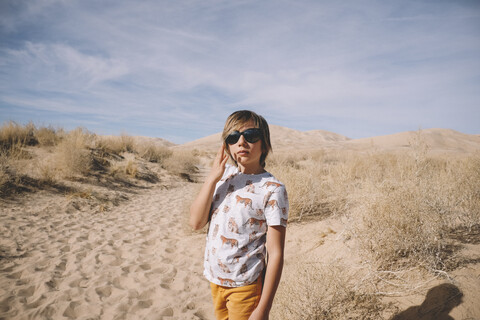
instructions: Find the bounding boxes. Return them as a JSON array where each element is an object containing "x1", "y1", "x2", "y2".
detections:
[
  {"x1": 0, "y1": 182, "x2": 214, "y2": 319},
  {"x1": 3, "y1": 180, "x2": 478, "y2": 319},
  {"x1": 1, "y1": 126, "x2": 479, "y2": 319}
]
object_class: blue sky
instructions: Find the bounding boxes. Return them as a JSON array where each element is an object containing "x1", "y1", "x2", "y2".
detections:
[{"x1": 1, "y1": 0, "x2": 479, "y2": 144}]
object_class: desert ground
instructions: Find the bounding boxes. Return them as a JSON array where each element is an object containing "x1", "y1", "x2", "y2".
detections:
[{"x1": 1, "y1": 123, "x2": 479, "y2": 319}]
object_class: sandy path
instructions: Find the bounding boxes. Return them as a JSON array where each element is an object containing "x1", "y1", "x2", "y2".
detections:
[{"x1": 0, "y1": 182, "x2": 214, "y2": 320}]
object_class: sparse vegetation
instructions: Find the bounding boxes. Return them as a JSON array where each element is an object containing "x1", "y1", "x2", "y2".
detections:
[
  {"x1": 0, "y1": 122, "x2": 200, "y2": 199},
  {"x1": 1, "y1": 122, "x2": 478, "y2": 318},
  {"x1": 268, "y1": 140, "x2": 479, "y2": 318}
]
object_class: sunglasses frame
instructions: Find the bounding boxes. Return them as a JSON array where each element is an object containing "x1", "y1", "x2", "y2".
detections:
[{"x1": 225, "y1": 128, "x2": 262, "y2": 145}]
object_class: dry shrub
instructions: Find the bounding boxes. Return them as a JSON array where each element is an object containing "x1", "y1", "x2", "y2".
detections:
[
  {"x1": 136, "y1": 142, "x2": 173, "y2": 163},
  {"x1": 0, "y1": 151, "x2": 10, "y2": 191},
  {"x1": 0, "y1": 121, "x2": 37, "y2": 148},
  {"x1": 357, "y1": 152, "x2": 480, "y2": 270},
  {"x1": 272, "y1": 262, "x2": 392, "y2": 320},
  {"x1": 125, "y1": 158, "x2": 138, "y2": 178},
  {"x1": 268, "y1": 151, "x2": 351, "y2": 221},
  {"x1": 96, "y1": 134, "x2": 135, "y2": 155},
  {"x1": 35, "y1": 126, "x2": 60, "y2": 146},
  {"x1": 54, "y1": 128, "x2": 94, "y2": 177},
  {"x1": 37, "y1": 157, "x2": 57, "y2": 184},
  {"x1": 163, "y1": 149, "x2": 199, "y2": 181},
  {"x1": 268, "y1": 143, "x2": 479, "y2": 272},
  {"x1": 108, "y1": 154, "x2": 138, "y2": 179}
]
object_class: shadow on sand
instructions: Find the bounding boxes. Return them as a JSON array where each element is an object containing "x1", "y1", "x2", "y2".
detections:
[{"x1": 391, "y1": 283, "x2": 463, "y2": 320}]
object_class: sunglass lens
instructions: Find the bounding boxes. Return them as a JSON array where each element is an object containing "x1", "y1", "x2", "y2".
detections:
[
  {"x1": 243, "y1": 129, "x2": 261, "y2": 143},
  {"x1": 226, "y1": 132, "x2": 240, "y2": 145}
]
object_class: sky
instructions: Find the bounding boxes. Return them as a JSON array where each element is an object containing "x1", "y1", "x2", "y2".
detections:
[{"x1": 1, "y1": 0, "x2": 479, "y2": 144}]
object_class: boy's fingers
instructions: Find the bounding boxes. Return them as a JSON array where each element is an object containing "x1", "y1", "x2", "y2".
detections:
[
  {"x1": 215, "y1": 145, "x2": 224, "y2": 161},
  {"x1": 221, "y1": 152, "x2": 228, "y2": 166}
]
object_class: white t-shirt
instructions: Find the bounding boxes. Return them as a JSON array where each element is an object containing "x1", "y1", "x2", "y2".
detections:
[{"x1": 204, "y1": 165, "x2": 288, "y2": 287}]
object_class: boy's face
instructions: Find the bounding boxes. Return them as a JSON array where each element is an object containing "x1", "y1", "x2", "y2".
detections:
[{"x1": 227, "y1": 120, "x2": 264, "y2": 173}]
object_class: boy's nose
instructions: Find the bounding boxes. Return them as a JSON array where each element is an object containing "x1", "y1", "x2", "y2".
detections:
[{"x1": 237, "y1": 135, "x2": 248, "y2": 145}]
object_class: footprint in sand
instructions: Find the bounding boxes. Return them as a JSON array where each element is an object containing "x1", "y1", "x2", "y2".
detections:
[
  {"x1": 95, "y1": 285, "x2": 112, "y2": 300},
  {"x1": 17, "y1": 286, "x2": 35, "y2": 298},
  {"x1": 63, "y1": 301, "x2": 81, "y2": 319}
]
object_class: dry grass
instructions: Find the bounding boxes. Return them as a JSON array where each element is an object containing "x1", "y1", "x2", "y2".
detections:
[
  {"x1": 0, "y1": 121, "x2": 36, "y2": 148},
  {"x1": 54, "y1": 128, "x2": 94, "y2": 177},
  {"x1": 267, "y1": 143, "x2": 479, "y2": 318},
  {"x1": 268, "y1": 147, "x2": 479, "y2": 272},
  {"x1": 163, "y1": 149, "x2": 200, "y2": 182},
  {"x1": 0, "y1": 122, "x2": 200, "y2": 197},
  {"x1": 272, "y1": 261, "x2": 395, "y2": 320},
  {"x1": 135, "y1": 142, "x2": 173, "y2": 163}
]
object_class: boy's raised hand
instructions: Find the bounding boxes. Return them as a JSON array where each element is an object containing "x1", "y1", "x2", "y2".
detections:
[{"x1": 207, "y1": 144, "x2": 228, "y2": 183}]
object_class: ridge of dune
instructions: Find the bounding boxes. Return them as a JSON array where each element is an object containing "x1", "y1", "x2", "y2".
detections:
[
  {"x1": 344, "y1": 128, "x2": 480, "y2": 153},
  {"x1": 179, "y1": 125, "x2": 349, "y2": 151},
  {"x1": 180, "y1": 126, "x2": 479, "y2": 153}
]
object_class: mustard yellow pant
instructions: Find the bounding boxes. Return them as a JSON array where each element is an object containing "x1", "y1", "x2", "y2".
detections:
[{"x1": 210, "y1": 276, "x2": 263, "y2": 320}]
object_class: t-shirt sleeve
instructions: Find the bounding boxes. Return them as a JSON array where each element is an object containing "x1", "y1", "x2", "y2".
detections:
[{"x1": 264, "y1": 184, "x2": 289, "y2": 227}]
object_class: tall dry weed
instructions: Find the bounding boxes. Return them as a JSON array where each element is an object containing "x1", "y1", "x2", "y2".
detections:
[
  {"x1": 96, "y1": 134, "x2": 135, "y2": 155},
  {"x1": 163, "y1": 149, "x2": 199, "y2": 181},
  {"x1": 0, "y1": 121, "x2": 36, "y2": 148},
  {"x1": 268, "y1": 143, "x2": 479, "y2": 272},
  {"x1": 355, "y1": 152, "x2": 480, "y2": 270},
  {"x1": 54, "y1": 128, "x2": 94, "y2": 177},
  {"x1": 268, "y1": 151, "x2": 352, "y2": 220},
  {"x1": 35, "y1": 126, "x2": 60, "y2": 146},
  {"x1": 272, "y1": 261, "x2": 392, "y2": 319},
  {"x1": 136, "y1": 142, "x2": 173, "y2": 163}
]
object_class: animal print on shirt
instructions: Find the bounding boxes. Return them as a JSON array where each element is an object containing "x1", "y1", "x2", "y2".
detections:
[
  {"x1": 204, "y1": 165, "x2": 288, "y2": 287},
  {"x1": 228, "y1": 217, "x2": 239, "y2": 233},
  {"x1": 236, "y1": 195, "x2": 253, "y2": 209},
  {"x1": 220, "y1": 235, "x2": 238, "y2": 248}
]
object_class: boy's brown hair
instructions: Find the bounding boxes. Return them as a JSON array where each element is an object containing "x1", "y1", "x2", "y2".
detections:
[{"x1": 222, "y1": 110, "x2": 272, "y2": 168}]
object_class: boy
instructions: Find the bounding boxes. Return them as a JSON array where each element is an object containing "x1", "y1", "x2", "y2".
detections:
[{"x1": 190, "y1": 110, "x2": 288, "y2": 319}]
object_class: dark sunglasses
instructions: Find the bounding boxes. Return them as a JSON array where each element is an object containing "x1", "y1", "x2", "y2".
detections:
[{"x1": 225, "y1": 128, "x2": 262, "y2": 145}]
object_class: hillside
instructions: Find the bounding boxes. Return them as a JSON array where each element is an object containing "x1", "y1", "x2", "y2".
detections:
[{"x1": 181, "y1": 125, "x2": 480, "y2": 154}]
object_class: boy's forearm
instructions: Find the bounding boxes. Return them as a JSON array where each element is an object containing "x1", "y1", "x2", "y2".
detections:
[
  {"x1": 255, "y1": 251, "x2": 284, "y2": 314},
  {"x1": 189, "y1": 178, "x2": 217, "y2": 230}
]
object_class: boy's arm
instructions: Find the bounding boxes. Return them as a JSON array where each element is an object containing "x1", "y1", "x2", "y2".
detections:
[
  {"x1": 189, "y1": 145, "x2": 228, "y2": 230},
  {"x1": 249, "y1": 225, "x2": 286, "y2": 320}
]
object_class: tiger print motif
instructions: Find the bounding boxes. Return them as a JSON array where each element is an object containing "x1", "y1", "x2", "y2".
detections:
[
  {"x1": 245, "y1": 180, "x2": 255, "y2": 193},
  {"x1": 211, "y1": 207, "x2": 219, "y2": 220},
  {"x1": 236, "y1": 195, "x2": 253, "y2": 209},
  {"x1": 218, "y1": 259, "x2": 231, "y2": 273},
  {"x1": 228, "y1": 217, "x2": 239, "y2": 233},
  {"x1": 245, "y1": 218, "x2": 266, "y2": 229},
  {"x1": 263, "y1": 191, "x2": 273, "y2": 208},
  {"x1": 267, "y1": 199, "x2": 278, "y2": 209},
  {"x1": 220, "y1": 235, "x2": 238, "y2": 248},
  {"x1": 212, "y1": 224, "x2": 219, "y2": 238},
  {"x1": 263, "y1": 181, "x2": 283, "y2": 188},
  {"x1": 218, "y1": 277, "x2": 236, "y2": 286}
]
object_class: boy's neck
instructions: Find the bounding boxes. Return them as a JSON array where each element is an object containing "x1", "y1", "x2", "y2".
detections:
[{"x1": 238, "y1": 163, "x2": 265, "y2": 175}]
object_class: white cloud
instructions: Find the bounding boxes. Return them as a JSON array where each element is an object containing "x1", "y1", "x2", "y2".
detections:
[{"x1": 1, "y1": 0, "x2": 479, "y2": 142}]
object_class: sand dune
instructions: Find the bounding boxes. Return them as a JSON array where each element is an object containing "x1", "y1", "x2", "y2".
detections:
[
  {"x1": 180, "y1": 124, "x2": 350, "y2": 152},
  {"x1": 343, "y1": 128, "x2": 480, "y2": 153},
  {"x1": 181, "y1": 125, "x2": 479, "y2": 154}
]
